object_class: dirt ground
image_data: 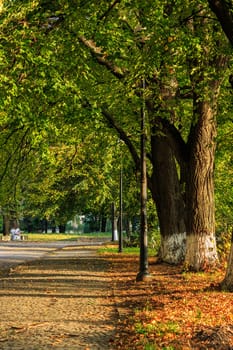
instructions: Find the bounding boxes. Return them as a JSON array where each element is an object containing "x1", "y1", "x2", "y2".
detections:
[{"x1": 1, "y1": 244, "x2": 233, "y2": 350}]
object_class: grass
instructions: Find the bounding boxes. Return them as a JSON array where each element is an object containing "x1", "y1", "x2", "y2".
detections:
[
  {"x1": 98, "y1": 246, "x2": 140, "y2": 254},
  {"x1": 25, "y1": 232, "x2": 111, "y2": 242},
  {"x1": 98, "y1": 244, "x2": 158, "y2": 255}
]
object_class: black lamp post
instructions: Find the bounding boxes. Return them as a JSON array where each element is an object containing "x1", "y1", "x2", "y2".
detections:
[
  {"x1": 136, "y1": 78, "x2": 151, "y2": 281},
  {"x1": 118, "y1": 160, "x2": 123, "y2": 252}
]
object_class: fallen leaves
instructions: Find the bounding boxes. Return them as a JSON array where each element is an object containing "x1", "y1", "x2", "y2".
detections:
[{"x1": 108, "y1": 253, "x2": 233, "y2": 349}]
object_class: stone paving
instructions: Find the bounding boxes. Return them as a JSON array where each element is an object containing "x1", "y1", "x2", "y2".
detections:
[{"x1": 0, "y1": 245, "x2": 118, "y2": 350}]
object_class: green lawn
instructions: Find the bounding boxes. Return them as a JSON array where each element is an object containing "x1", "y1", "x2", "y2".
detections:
[
  {"x1": 26, "y1": 232, "x2": 111, "y2": 241},
  {"x1": 98, "y1": 245, "x2": 157, "y2": 255}
]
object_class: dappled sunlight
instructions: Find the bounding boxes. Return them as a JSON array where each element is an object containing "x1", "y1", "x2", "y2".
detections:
[{"x1": 0, "y1": 246, "x2": 116, "y2": 349}]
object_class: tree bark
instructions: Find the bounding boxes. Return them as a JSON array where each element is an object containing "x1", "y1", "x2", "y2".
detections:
[
  {"x1": 150, "y1": 128, "x2": 186, "y2": 264},
  {"x1": 185, "y1": 98, "x2": 218, "y2": 271},
  {"x1": 182, "y1": 8, "x2": 228, "y2": 271},
  {"x1": 3, "y1": 214, "x2": 10, "y2": 236},
  {"x1": 125, "y1": 217, "x2": 132, "y2": 239}
]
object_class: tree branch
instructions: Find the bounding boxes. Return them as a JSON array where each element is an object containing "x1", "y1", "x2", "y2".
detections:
[
  {"x1": 102, "y1": 108, "x2": 153, "y2": 191},
  {"x1": 159, "y1": 117, "x2": 188, "y2": 165},
  {"x1": 78, "y1": 35, "x2": 126, "y2": 79},
  {"x1": 208, "y1": 0, "x2": 233, "y2": 46},
  {"x1": 0, "y1": 127, "x2": 29, "y2": 183},
  {"x1": 101, "y1": 108, "x2": 140, "y2": 171},
  {"x1": 0, "y1": 125, "x2": 24, "y2": 148},
  {"x1": 99, "y1": 0, "x2": 121, "y2": 21}
]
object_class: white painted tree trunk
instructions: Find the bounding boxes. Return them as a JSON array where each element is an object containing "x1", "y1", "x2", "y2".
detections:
[
  {"x1": 185, "y1": 232, "x2": 218, "y2": 271},
  {"x1": 185, "y1": 95, "x2": 220, "y2": 271},
  {"x1": 150, "y1": 129, "x2": 186, "y2": 265},
  {"x1": 159, "y1": 232, "x2": 186, "y2": 264},
  {"x1": 111, "y1": 203, "x2": 118, "y2": 241},
  {"x1": 113, "y1": 228, "x2": 118, "y2": 241}
]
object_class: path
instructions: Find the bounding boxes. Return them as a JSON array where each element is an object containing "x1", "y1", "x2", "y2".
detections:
[
  {"x1": 0, "y1": 244, "x2": 118, "y2": 350},
  {"x1": 0, "y1": 240, "x2": 105, "y2": 270}
]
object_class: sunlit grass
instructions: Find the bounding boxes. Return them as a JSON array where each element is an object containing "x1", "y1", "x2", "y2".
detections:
[
  {"x1": 98, "y1": 245, "x2": 157, "y2": 255},
  {"x1": 99, "y1": 246, "x2": 140, "y2": 254},
  {"x1": 26, "y1": 232, "x2": 111, "y2": 241}
]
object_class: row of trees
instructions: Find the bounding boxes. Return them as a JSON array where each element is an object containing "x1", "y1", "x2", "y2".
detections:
[{"x1": 0, "y1": 1, "x2": 232, "y2": 281}]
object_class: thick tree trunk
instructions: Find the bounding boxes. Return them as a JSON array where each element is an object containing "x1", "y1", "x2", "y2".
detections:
[
  {"x1": 151, "y1": 132, "x2": 186, "y2": 264},
  {"x1": 185, "y1": 99, "x2": 218, "y2": 271}
]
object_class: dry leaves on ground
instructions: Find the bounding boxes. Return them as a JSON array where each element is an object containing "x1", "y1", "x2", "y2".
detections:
[{"x1": 105, "y1": 253, "x2": 233, "y2": 350}]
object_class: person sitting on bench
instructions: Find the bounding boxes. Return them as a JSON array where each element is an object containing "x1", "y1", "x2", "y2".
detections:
[{"x1": 10, "y1": 226, "x2": 21, "y2": 241}]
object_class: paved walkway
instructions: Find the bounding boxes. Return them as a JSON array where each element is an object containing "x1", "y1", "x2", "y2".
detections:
[
  {"x1": 0, "y1": 241, "x2": 105, "y2": 269},
  {"x1": 0, "y1": 244, "x2": 118, "y2": 349}
]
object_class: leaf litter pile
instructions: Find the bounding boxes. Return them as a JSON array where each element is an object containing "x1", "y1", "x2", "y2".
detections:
[{"x1": 107, "y1": 253, "x2": 233, "y2": 350}]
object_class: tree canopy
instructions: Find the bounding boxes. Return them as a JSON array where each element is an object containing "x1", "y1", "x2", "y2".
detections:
[{"x1": 0, "y1": 0, "x2": 232, "y2": 271}]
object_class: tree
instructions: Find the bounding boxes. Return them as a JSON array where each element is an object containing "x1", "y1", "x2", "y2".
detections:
[
  {"x1": 75, "y1": 1, "x2": 229, "y2": 269},
  {"x1": 0, "y1": 0, "x2": 141, "y2": 235},
  {"x1": 0, "y1": 120, "x2": 41, "y2": 234},
  {"x1": 0, "y1": 0, "x2": 232, "y2": 270}
]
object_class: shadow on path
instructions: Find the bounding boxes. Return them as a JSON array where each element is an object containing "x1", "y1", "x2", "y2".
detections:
[{"x1": 0, "y1": 245, "x2": 118, "y2": 350}]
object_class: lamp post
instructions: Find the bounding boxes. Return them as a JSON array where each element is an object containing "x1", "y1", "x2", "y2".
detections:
[
  {"x1": 118, "y1": 157, "x2": 123, "y2": 252},
  {"x1": 136, "y1": 77, "x2": 151, "y2": 281}
]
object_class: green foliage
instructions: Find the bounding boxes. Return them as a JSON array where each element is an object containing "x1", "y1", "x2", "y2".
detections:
[
  {"x1": 144, "y1": 344, "x2": 157, "y2": 350},
  {"x1": 215, "y1": 101, "x2": 233, "y2": 234},
  {"x1": 216, "y1": 230, "x2": 231, "y2": 262},
  {"x1": 148, "y1": 228, "x2": 161, "y2": 252},
  {"x1": 135, "y1": 321, "x2": 156, "y2": 335},
  {"x1": 0, "y1": 0, "x2": 232, "y2": 245}
]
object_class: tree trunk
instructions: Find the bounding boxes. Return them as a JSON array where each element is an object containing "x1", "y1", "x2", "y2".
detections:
[
  {"x1": 221, "y1": 231, "x2": 233, "y2": 291},
  {"x1": 100, "y1": 214, "x2": 107, "y2": 232},
  {"x1": 59, "y1": 224, "x2": 66, "y2": 233},
  {"x1": 125, "y1": 217, "x2": 132, "y2": 239},
  {"x1": 150, "y1": 131, "x2": 186, "y2": 264},
  {"x1": 43, "y1": 219, "x2": 48, "y2": 233},
  {"x1": 137, "y1": 91, "x2": 150, "y2": 280},
  {"x1": 185, "y1": 99, "x2": 218, "y2": 271},
  {"x1": 111, "y1": 202, "x2": 118, "y2": 241},
  {"x1": 3, "y1": 214, "x2": 10, "y2": 236}
]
